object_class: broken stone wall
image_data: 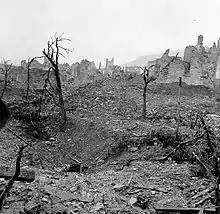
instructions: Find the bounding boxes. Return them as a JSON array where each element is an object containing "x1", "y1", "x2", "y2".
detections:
[
  {"x1": 7, "y1": 63, "x2": 57, "y2": 89},
  {"x1": 21, "y1": 59, "x2": 45, "y2": 70},
  {"x1": 216, "y1": 55, "x2": 220, "y2": 79},
  {"x1": 151, "y1": 35, "x2": 220, "y2": 88},
  {"x1": 103, "y1": 57, "x2": 115, "y2": 75},
  {"x1": 68, "y1": 59, "x2": 101, "y2": 83},
  {"x1": 106, "y1": 57, "x2": 114, "y2": 68}
]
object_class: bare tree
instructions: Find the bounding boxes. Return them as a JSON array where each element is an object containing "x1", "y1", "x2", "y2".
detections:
[
  {"x1": 36, "y1": 67, "x2": 57, "y2": 117},
  {"x1": 25, "y1": 56, "x2": 43, "y2": 100},
  {"x1": 42, "y1": 33, "x2": 72, "y2": 129},
  {"x1": 141, "y1": 65, "x2": 157, "y2": 118},
  {"x1": 141, "y1": 53, "x2": 179, "y2": 118},
  {"x1": 0, "y1": 59, "x2": 13, "y2": 99},
  {"x1": 176, "y1": 77, "x2": 182, "y2": 140}
]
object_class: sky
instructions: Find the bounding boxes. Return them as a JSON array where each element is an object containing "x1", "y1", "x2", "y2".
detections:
[{"x1": 1, "y1": 0, "x2": 220, "y2": 66}]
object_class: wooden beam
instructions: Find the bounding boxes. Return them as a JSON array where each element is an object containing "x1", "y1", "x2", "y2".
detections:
[
  {"x1": 0, "y1": 166, "x2": 35, "y2": 182},
  {"x1": 155, "y1": 207, "x2": 215, "y2": 214}
]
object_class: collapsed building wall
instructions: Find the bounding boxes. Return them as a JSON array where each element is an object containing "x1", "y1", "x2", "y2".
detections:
[
  {"x1": 149, "y1": 35, "x2": 220, "y2": 88},
  {"x1": 70, "y1": 59, "x2": 101, "y2": 83},
  {"x1": 5, "y1": 57, "x2": 102, "y2": 89},
  {"x1": 102, "y1": 57, "x2": 115, "y2": 75}
]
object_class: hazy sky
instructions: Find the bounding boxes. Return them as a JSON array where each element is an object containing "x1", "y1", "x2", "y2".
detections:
[{"x1": 1, "y1": 0, "x2": 220, "y2": 66}]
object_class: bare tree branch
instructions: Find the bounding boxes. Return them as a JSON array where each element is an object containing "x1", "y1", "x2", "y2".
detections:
[
  {"x1": 25, "y1": 56, "x2": 44, "y2": 99},
  {"x1": 0, "y1": 59, "x2": 13, "y2": 99},
  {"x1": 42, "y1": 33, "x2": 72, "y2": 129}
]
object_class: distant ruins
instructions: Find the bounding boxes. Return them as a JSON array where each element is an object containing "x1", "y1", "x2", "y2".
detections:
[
  {"x1": 1, "y1": 35, "x2": 220, "y2": 90},
  {"x1": 2, "y1": 57, "x2": 105, "y2": 89},
  {"x1": 149, "y1": 35, "x2": 220, "y2": 88}
]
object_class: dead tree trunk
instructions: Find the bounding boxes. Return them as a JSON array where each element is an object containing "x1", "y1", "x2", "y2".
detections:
[
  {"x1": 53, "y1": 63, "x2": 67, "y2": 125},
  {"x1": 142, "y1": 72, "x2": 148, "y2": 118},
  {"x1": 0, "y1": 60, "x2": 12, "y2": 99},
  {"x1": 176, "y1": 77, "x2": 182, "y2": 140},
  {"x1": 25, "y1": 56, "x2": 43, "y2": 100},
  {"x1": 141, "y1": 52, "x2": 179, "y2": 118},
  {"x1": 141, "y1": 65, "x2": 155, "y2": 118},
  {"x1": 25, "y1": 60, "x2": 31, "y2": 100},
  {"x1": 42, "y1": 34, "x2": 72, "y2": 129},
  {"x1": 1, "y1": 70, "x2": 8, "y2": 99},
  {"x1": 25, "y1": 59, "x2": 30, "y2": 100}
]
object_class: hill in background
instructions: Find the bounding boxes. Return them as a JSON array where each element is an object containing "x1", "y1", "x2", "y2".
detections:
[{"x1": 124, "y1": 49, "x2": 184, "y2": 67}]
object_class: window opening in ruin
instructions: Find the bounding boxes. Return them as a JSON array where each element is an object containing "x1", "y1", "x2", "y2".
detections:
[{"x1": 183, "y1": 61, "x2": 191, "y2": 76}]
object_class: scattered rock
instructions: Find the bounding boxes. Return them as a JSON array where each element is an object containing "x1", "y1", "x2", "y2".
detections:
[
  {"x1": 44, "y1": 141, "x2": 54, "y2": 145},
  {"x1": 137, "y1": 194, "x2": 150, "y2": 209},
  {"x1": 115, "y1": 165, "x2": 124, "y2": 171},
  {"x1": 69, "y1": 186, "x2": 78, "y2": 192},
  {"x1": 113, "y1": 183, "x2": 125, "y2": 191},
  {"x1": 45, "y1": 186, "x2": 78, "y2": 201},
  {"x1": 50, "y1": 203, "x2": 68, "y2": 214},
  {"x1": 129, "y1": 197, "x2": 138, "y2": 206},
  {"x1": 79, "y1": 194, "x2": 94, "y2": 203},
  {"x1": 41, "y1": 197, "x2": 49, "y2": 203},
  {"x1": 151, "y1": 190, "x2": 156, "y2": 195},
  {"x1": 65, "y1": 163, "x2": 88, "y2": 173},
  {"x1": 110, "y1": 161, "x2": 118, "y2": 165},
  {"x1": 24, "y1": 201, "x2": 40, "y2": 214},
  {"x1": 130, "y1": 147, "x2": 138, "y2": 153},
  {"x1": 92, "y1": 202, "x2": 104, "y2": 211}
]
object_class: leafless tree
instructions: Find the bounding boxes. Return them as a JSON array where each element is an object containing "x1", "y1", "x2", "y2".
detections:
[
  {"x1": 0, "y1": 59, "x2": 13, "y2": 99},
  {"x1": 42, "y1": 33, "x2": 72, "y2": 129},
  {"x1": 141, "y1": 53, "x2": 179, "y2": 118},
  {"x1": 176, "y1": 77, "x2": 182, "y2": 140},
  {"x1": 36, "y1": 67, "x2": 56, "y2": 117},
  {"x1": 141, "y1": 65, "x2": 157, "y2": 118},
  {"x1": 25, "y1": 56, "x2": 43, "y2": 100}
]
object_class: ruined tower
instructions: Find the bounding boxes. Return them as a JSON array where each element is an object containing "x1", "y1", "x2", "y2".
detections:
[
  {"x1": 197, "y1": 35, "x2": 203, "y2": 46},
  {"x1": 218, "y1": 38, "x2": 220, "y2": 50}
]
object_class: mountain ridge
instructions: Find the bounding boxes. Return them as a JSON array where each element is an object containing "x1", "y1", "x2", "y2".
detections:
[{"x1": 123, "y1": 49, "x2": 184, "y2": 67}]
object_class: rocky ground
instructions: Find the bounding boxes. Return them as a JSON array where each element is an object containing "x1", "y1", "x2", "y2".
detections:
[{"x1": 0, "y1": 75, "x2": 219, "y2": 213}]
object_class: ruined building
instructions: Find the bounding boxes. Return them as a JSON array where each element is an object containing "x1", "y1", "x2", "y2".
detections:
[
  {"x1": 149, "y1": 35, "x2": 220, "y2": 88},
  {"x1": 100, "y1": 57, "x2": 124, "y2": 76},
  {"x1": 21, "y1": 59, "x2": 46, "y2": 70},
  {"x1": 69, "y1": 59, "x2": 101, "y2": 82},
  {"x1": 102, "y1": 57, "x2": 115, "y2": 75}
]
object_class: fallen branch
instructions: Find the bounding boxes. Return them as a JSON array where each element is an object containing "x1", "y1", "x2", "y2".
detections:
[
  {"x1": 192, "y1": 152, "x2": 212, "y2": 175},
  {"x1": 192, "y1": 187, "x2": 215, "y2": 200},
  {"x1": 0, "y1": 144, "x2": 25, "y2": 211},
  {"x1": 6, "y1": 128, "x2": 28, "y2": 146},
  {"x1": 199, "y1": 200, "x2": 207, "y2": 214},
  {"x1": 155, "y1": 207, "x2": 215, "y2": 213},
  {"x1": 195, "y1": 194, "x2": 212, "y2": 207},
  {"x1": 127, "y1": 174, "x2": 133, "y2": 187},
  {"x1": 155, "y1": 133, "x2": 204, "y2": 161},
  {"x1": 126, "y1": 189, "x2": 142, "y2": 194},
  {"x1": 131, "y1": 185, "x2": 168, "y2": 193},
  {"x1": 199, "y1": 115, "x2": 220, "y2": 206},
  {"x1": 0, "y1": 166, "x2": 35, "y2": 182}
]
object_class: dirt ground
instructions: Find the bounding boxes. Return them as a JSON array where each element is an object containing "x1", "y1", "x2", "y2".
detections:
[{"x1": 0, "y1": 75, "x2": 219, "y2": 213}]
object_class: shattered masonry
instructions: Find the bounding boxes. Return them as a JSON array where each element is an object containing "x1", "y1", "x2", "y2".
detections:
[{"x1": 148, "y1": 35, "x2": 220, "y2": 89}]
